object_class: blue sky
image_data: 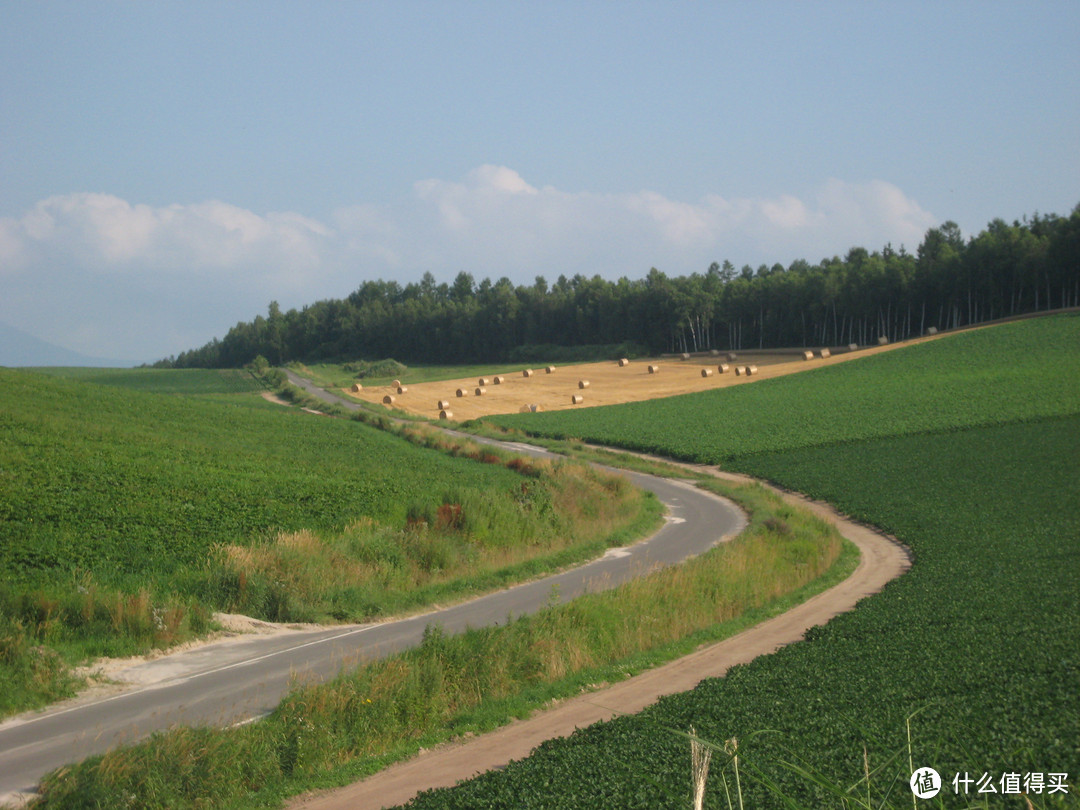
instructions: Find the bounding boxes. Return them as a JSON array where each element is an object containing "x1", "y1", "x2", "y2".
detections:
[{"x1": 2, "y1": 1, "x2": 1077, "y2": 364}]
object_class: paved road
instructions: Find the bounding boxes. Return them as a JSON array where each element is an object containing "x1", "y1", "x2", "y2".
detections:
[{"x1": 0, "y1": 375, "x2": 745, "y2": 801}]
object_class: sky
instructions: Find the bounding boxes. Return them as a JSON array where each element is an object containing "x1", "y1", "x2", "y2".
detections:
[{"x1": 1, "y1": 2, "x2": 1077, "y2": 365}]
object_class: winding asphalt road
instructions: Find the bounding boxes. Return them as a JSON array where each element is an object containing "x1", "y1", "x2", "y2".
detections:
[{"x1": 0, "y1": 373, "x2": 746, "y2": 802}]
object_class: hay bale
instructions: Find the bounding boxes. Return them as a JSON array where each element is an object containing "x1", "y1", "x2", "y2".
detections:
[
  {"x1": 475, "y1": 386, "x2": 487, "y2": 396},
  {"x1": 578, "y1": 379, "x2": 590, "y2": 389},
  {"x1": 522, "y1": 369, "x2": 534, "y2": 377},
  {"x1": 456, "y1": 388, "x2": 467, "y2": 397},
  {"x1": 493, "y1": 375, "x2": 505, "y2": 384},
  {"x1": 437, "y1": 399, "x2": 451, "y2": 410},
  {"x1": 848, "y1": 343, "x2": 859, "y2": 351},
  {"x1": 519, "y1": 403, "x2": 543, "y2": 413},
  {"x1": 818, "y1": 348, "x2": 831, "y2": 359},
  {"x1": 618, "y1": 358, "x2": 630, "y2": 367},
  {"x1": 439, "y1": 409, "x2": 453, "y2": 420},
  {"x1": 745, "y1": 364, "x2": 758, "y2": 375},
  {"x1": 701, "y1": 368, "x2": 713, "y2": 377},
  {"x1": 718, "y1": 363, "x2": 730, "y2": 374},
  {"x1": 681, "y1": 352, "x2": 690, "y2": 360},
  {"x1": 478, "y1": 377, "x2": 490, "y2": 386},
  {"x1": 648, "y1": 364, "x2": 660, "y2": 374},
  {"x1": 350, "y1": 382, "x2": 363, "y2": 392},
  {"x1": 545, "y1": 366, "x2": 555, "y2": 374},
  {"x1": 734, "y1": 366, "x2": 744, "y2": 376},
  {"x1": 710, "y1": 349, "x2": 720, "y2": 356},
  {"x1": 878, "y1": 335, "x2": 889, "y2": 345},
  {"x1": 396, "y1": 386, "x2": 408, "y2": 394},
  {"x1": 803, "y1": 350, "x2": 815, "y2": 361},
  {"x1": 392, "y1": 379, "x2": 401, "y2": 388},
  {"x1": 383, "y1": 395, "x2": 395, "y2": 405},
  {"x1": 727, "y1": 352, "x2": 738, "y2": 361},
  {"x1": 571, "y1": 394, "x2": 584, "y2": 404},
  {"x1": 927, "y1": 326, "x2": 938, "y2": 335}
]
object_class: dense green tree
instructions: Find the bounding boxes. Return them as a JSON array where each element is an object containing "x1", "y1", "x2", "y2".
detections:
[{"x1": 167, "y1": 204, "x2": 1080, "y2": 368}]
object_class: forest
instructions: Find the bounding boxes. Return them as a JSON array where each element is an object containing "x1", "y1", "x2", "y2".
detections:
[{"x1": 162, "y1": 206, "x2": 1080, "y2": 368}]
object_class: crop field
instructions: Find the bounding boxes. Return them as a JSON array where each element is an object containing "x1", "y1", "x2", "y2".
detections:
[
  {"x1": 402, "y1": 318, "x2": 1080, "y2": 807},
  {"x1": 487, "y1": 314, "x2": 1080, "y2": 461},
  {"x1": 339, "y1": 338, "x2": 935, "y2": 420},
  {"x1": 31, "y1": 366, "x2": 265, "y2": 394}
]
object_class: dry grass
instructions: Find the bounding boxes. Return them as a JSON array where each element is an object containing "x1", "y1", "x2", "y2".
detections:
[{"x1": 342, "y1": 335, "x2": 948, "y2": 419}]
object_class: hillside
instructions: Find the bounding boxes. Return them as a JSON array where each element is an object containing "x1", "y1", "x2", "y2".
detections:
[
  {"x1": 0, "y1": 369, "x2": 653, "y2": 716},
  {"x1": 404, "y1": 316, "x2": 1080, "y2": 807}
]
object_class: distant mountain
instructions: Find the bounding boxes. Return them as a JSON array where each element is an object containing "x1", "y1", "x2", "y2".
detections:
[{"x1": 0, "y1": 322, "x2": 125, "y2": 367}]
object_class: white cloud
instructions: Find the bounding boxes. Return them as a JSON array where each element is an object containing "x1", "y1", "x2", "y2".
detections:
[{"x1": 0, "y1": 170, "x2": 936, "y2": 363}]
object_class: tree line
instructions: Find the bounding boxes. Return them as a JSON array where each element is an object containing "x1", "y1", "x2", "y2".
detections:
[{"x1": 162, "y1": 205, "x2": 1080, "y2": 368}]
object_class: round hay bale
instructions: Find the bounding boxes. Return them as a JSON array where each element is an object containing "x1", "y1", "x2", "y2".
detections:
[
  {"x1": 396, "y1": 386, "x2": 408, "y2": 394},
  {"x1": 680, "y1": 352, "x2": 690, "y2": 360},
  {"x1": 745, "y1": 364, "x2": 758, "y2": 375},
  {"x1": 350, "y1": 382, "x2": 363, "y2": 392},
  {"x1": 545, "y1": 365, "x2": 555, "y2": 374},
  {"x1": 727, "y1": 352, "x2": 738, "y2": 361},
  {"x1": 848, "y1": 343, "x2": 859, "y2": 351},
  {"x1": 571, "y1": 394, "x2": 584, "y2": 405},
  {"x1": 926, "y1": 326, "x2": 938, "y2": 335},
  {"x1": 456, "y1": 388, "x2": 467, "y2": 397},
  {"x1": 803, "y1": 350, "x2": 815, "y2": 361},
  {"x1": 522, "y1": 369, "x2": 534, "y2": 377},
  {"x1": 493, "y1": 375, "x2": 505, "y2": 384},
  {"x1": 578, "y1": 379, "x2": 590, "y2": 389},
  {"x1": 718, "y1": 363, "x2": 730, "y2": 374},
  {"x1": 618, "y1": 358, "x2": 630, "y2": 367},
  {"x1": 648, "y1": 364, "x2": 660, "y2": 374},
  {"x1": 392, "y1": 380, "x2": 401, "y2": 388},
  {"x1": 437, "y1": 399, "x2": 451, "y2": 410},
  {"x1": 734, "y1": 366, "x2": 744, "y2": 376},
  {"x1": 877, "y1": 335, "x2": 889, "y2": 345},
  {"x1": 701, "y1": 368, "x2": 713, "y2": 377},
  {"x1": 475, "y1": 386, "x2": 487, "y2": 396},
  {"x1": 478, "y1": 377, "x2": 489, "y2": 386},
  {"x1": 383, "y1": 395, "x2": 396, "y2": 405},
  {"x1": 818, "y1": 348, "x2": 831, "y2": 358},
  {"x1": 439, "y1": 410, "x2": 453, "y2": 420},
  {"x1": 519, "y1": 403, "x2": 533, "y2": 413}
]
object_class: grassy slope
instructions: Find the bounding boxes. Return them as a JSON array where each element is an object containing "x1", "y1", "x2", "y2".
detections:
[
  {"x1": 0, "y1": 369, "x2": 522, "y2": 591},
  {"x1": 403, "y1": 318, "x2": 1080, "y2": 808}
]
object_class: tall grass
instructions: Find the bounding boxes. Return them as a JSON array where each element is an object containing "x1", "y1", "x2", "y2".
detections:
[{"x1": 31, "y1": 477, "x2": 853, "y2": 809}]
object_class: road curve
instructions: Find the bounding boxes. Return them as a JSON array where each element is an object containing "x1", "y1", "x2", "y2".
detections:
[
  {"x1": 0, "y1": 375, "x2": 746, "y2": 802},
  {"x1": 291, "y1": 474, "x2": 911, "y2": 810}
]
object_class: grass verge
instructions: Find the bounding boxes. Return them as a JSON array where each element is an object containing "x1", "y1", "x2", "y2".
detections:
[{"x1": 30, "y1": 476, "x2": 855, "y2": 808}]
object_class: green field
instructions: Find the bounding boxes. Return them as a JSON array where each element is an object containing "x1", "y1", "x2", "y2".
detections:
[
  {"x1": 0, "y1": 369, "x2": 654, "y2": 714},
  {"x1": 401, "y1": 317, "x2": 1080, "y2": 808},
  {"x1": 487, "y1": 315, "x2": 1080, "y2": 462},
  {"x1": 30, "y1": 366, "x2": 266, "y2": 395}
]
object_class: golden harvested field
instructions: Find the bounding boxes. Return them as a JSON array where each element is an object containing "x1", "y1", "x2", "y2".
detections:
[{"x1": 343, "y1": 336, "x2": 944, "y2": 420}]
